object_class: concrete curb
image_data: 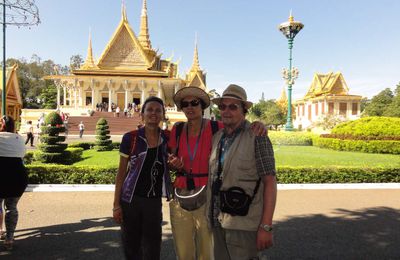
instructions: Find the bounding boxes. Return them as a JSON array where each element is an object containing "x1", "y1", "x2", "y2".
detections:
[{"x1": 26, "y1": 183, "x2": 400, "y2": 192}]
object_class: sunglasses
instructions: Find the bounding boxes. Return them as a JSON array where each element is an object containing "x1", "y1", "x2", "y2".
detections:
[
  {"x1": 218, "y1": 103, "x2": 240, "y2": 111},
  {"x1": 181, "y1": 99, "x2": 200, "y2": 108}
]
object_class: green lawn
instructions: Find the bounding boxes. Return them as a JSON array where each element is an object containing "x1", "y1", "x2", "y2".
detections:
[
  {"x1": 274, "y1": 146, "x2": 400, "y2": 167},
  {"x1": 73, "y1": 146, "x2": 400, "y2": 168}
]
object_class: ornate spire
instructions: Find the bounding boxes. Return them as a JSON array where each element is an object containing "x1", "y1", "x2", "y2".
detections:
[
  {"x1": 138, "y1": 0, "x2": 152, "y2": 49},
  {"x1": 190, "y1": 33, "x2": 201, "y2": 71},
  {"x1": 81, "y1": 28, "x2": 97, "y2": 69},
  {"x1": 121, "y1": 0, "x2": 127, "y2": 21},
  {"x1": 289, "y1": 10, "x2": 293, "y2": 22}
]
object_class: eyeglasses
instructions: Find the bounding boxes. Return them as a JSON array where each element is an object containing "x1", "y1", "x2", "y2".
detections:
[
  {"x1": 181, "y1": 99, "x2": 200, "y2": 108},
  {"x1": 218, "y1": 103, "x2": 240, "y2": 111}
]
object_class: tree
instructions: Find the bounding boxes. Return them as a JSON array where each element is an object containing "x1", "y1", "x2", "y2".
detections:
[
  {"x1": 94, "y1": 118, "x2": 113, "y2": 151},
  {"x1": 249, "y1": 99, "x2": 285, "y2": 129},
  {"x1": 363, "y1": 88, "x2": 393, "y2": 116},
  {"x1": 383, "y1": 83, "x2": 400, "y2": 117},
  {"x1": 39, "y1": 82, "x2": 57, "y2": 109},
  {"x1": 70, "y1": 54, "x2": 83, "y2": 71}
]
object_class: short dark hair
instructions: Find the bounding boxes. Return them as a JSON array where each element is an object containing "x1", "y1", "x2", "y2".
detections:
[
  {"x1": 141, "y1": 96, "x2": 165, "y2": 115},
  {"x1": 1, "y1": 115, "x2": 15, "y2": 133}
]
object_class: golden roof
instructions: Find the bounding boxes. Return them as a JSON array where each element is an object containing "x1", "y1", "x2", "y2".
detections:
[
  {"x1": 186, "y1": 36, "x2": 206, "y2": 88},
  {"x1": 304, "y1": 72, "x2": 349, "y2": 98}
]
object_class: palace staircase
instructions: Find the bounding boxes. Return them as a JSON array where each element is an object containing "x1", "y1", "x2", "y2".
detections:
[{"x1": 66, "y1": 111, "x2": 142, "y2": 135}]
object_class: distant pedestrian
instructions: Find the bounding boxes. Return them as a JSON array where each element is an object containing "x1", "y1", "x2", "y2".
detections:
[
  {"x1": 78, "y1": 121, "x2": 85, "y2": 138},
  {"x1": 116, "y1": 106, "x2": 120, "y2": 117},
  {"x1": 24, "y1": 121, "x2": 34, "y2": 147}
]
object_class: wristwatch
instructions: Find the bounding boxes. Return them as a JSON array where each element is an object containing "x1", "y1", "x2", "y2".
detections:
[{"x1": 259, "y1": 223, "x2": 273, "y2": 232}]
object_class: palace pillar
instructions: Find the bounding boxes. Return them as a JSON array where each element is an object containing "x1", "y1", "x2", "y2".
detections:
[
  {"x1": 108, "y1": 80, "x2": 113, "y2": 112},
  {"x1": 63, "y1": 86, "x2": 67, "y2": 106},
  {"x1": 56, "y1": 85, "x2": 61, "y2": 109},
  {"x1": 91, "y1": 79, "x2": 95, "y2": 109},
  {"x1": 124, "y1": 80, "x2": 129, "y2": 110}
]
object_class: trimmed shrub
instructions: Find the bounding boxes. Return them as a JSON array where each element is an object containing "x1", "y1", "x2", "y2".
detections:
[
  {"x1": 94, "y1": 118, "x2": 113, "y2": 151},
  {"x1": 313, "y1": 136, "x2": 400, "y2": 154},
  {"x1": 68, "y1": 142, "x2": 94, "y2": 150},
  {"x1": 35, "y1": 112, "x2": 74, "y2": 164},
  {"x1": 269, "y1": 131, "x2": 316, "y2": 146},
  {"x1": 331, "y1": 117, "x2": 400, "y2": 139},
  {"x1": 26, "y1": 165, "x2": 400, "y2": 184}
]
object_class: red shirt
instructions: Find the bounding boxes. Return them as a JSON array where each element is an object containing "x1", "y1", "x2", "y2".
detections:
[{"x1": 169, "y1": 119, "x2": 224, "y2": 188}]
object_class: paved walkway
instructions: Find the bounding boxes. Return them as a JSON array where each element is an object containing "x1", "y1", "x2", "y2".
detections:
[{"x1": 1, "y1": 189, "x2": 399, "y2": 259}]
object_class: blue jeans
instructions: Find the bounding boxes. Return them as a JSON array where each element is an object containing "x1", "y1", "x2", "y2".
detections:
[{"x1": 0, "y1": 197, "x2": 21, "y2": 241}]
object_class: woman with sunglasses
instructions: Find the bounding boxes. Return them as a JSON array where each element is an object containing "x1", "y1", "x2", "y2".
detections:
[
  {"x1": 0, "y1": 116, "x2": 28, "y2": 250},
  {"x1": 168, "y1": 87, "x2": 266, "y2": 260},
  {"x1": 113, "y1": 96, "x2": 172, "y2": 260}
]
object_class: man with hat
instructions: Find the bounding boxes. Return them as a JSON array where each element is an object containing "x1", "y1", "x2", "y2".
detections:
[
  {"x1": 169, "y1": 86, "x2": 267, "y2": 260},
  {"x1": 206, "y1": 84, "x2": 277, "y2": 260}
]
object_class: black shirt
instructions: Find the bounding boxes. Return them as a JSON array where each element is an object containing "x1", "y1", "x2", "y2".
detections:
[{"x1": 133, "y1": 145, "x2": 164, "y2": 198}]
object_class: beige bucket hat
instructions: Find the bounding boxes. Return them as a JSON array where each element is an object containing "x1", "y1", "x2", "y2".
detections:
[
  {"x1": 173, "y1": 86, "x2": 211, "y2": 110},
  {"x1": 212, "y1": 84, "x2": 253, "y2": 109}
]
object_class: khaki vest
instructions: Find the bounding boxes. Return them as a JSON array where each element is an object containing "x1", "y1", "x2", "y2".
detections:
[{"x1": 207, "y1": 121, "x2": 263, "y2": 231}]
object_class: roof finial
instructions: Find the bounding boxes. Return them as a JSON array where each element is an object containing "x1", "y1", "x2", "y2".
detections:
[
  {"x1": 121, "y1": 0, "x2": 127, "y2": 21},
  {"x1": 81, "y1": 27, "x2": 97, "y2": 69},
  {"x1": 289, "y1": 10, "x2": 294, "y2": 22},
  {"x1": 190, "y1": 32, "x2": 200, "y2": 71},
  {"x1": 139, "y1": 0, "x2": 152, "y2": 49}
]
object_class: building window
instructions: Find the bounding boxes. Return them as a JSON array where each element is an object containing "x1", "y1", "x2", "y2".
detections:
[
  {"x1": 328, "y1": 102, "x2": 334, "y2": 114},
  {"x1": 352, "y1": 103, "x2": 358, "y2": 115},
  {"x1": 321, "y1": 102, "x2": 325, "y2": 114},
  {"x1": 308, "y1": 104, "x2": 312, "y2": 120},
  {"x1": 315, "y1": 103, "x2": 318, "y2": 116},
  {"x1": 302, "y1": 105, "x2": 305, "y2": 116},
  {"x1": 339, "y1": 103, "x2": 347, "y2": 116}
]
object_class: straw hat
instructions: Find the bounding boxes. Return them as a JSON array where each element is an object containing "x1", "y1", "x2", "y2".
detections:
[
  {"x1": 173, "y1": 86, "x2": 211, "y2": 110},
  {"x1": 212, "y1": 84, "x2": 253, "y2": 109}
]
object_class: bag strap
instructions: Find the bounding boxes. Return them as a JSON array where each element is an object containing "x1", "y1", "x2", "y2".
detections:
[
  {"x1": 250, "y1": 178, "x2": 261, "y2": 201},
  {"x1": 174, "y1": 122, "x2": 185, "y2": 155},
  {"x1": 129, "y1": 130, "x2": 138, "y2": 158}
]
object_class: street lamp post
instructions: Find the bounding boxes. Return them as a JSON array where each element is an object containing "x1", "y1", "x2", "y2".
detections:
[
  {"x1": 278, "y1": 12, "x2": 303, "y2": 131},
  {"x1": 1, "y1": 0, "x2": 40, "y2": 116}
]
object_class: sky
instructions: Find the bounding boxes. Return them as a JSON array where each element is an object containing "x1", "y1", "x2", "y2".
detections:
[{"x1": 5, "y1": 0, "x2": 400, "y2": 102}]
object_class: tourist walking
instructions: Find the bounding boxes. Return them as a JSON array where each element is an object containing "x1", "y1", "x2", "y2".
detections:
[
  {"x1": 0, "y1": 115, "x2": 28, "y2": 250},
  {"x1": 24, "y1": 120, "x2": 34, "y2": 146},
  {"x1": 207, "y1": 84, "x2": 277, "y2": 260},
  {"x1": 78, "y1": 121, "x2": 85, "y2": 138},
  {"x1": 113, "y1": 96, "x2": 172, "y2": 260}
]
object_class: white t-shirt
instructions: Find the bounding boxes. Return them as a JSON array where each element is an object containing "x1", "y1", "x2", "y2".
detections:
[
  {"x1": 0, "y1": 132, "x2": 26, "y2": 158},
  {"x1": 79, "y1": 123, "x2": 85, "y2": 130}
]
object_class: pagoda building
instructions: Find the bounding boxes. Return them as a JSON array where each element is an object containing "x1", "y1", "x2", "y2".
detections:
[
  {"x1": 45, "y1": 0, "x2": 207, "y2": 119},
  {"x1": 293, "y1": 72, "x2": 362, "y2": 130},
  {"x1": 0, "y1": 64, "x2": 23, "y2": 120}
]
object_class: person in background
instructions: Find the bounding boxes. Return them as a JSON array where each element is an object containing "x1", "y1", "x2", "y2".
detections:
[
  {"x1": 78, "y1": 121, "x2": 85, "y2": 138},
  {"x1": 113, "y1": 96, "x2": 172, "y2": 260},
  {"x1": 24, "y1": 120, "x2": 34, "y2": 147},
  {"x1": 207, "y1": 84, "x2": 277, "y2": 260},
  {"x1": 0, "y1": 115, "x2": 28, "y2": 250}
]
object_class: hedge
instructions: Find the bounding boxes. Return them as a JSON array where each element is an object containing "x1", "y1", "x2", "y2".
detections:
[
  {"x1": 332, "y1": 117, "x2": 400, "y2": 138},
  {"x1": 26, "y1": 165, "x2": 400, "y2": 184},
  {"x1": 313, "y1": 137, "x2": 400, "y2": 154},
  {"x1": 268, "y1": 131, "x2": 316, "y2": 146}
]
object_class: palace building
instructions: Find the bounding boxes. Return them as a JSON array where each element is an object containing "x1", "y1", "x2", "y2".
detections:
[
  {"x1": 44, "y1": 0, "x2": 207, "y2": 123},
  {"x1": 293, "y1": 72, "x2": 362, "y2": 130},
  {"x1": 0, "y1": 64, "x2": 23, "y2": 121}
]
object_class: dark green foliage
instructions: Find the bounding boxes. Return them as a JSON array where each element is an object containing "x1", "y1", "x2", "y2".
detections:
[
  {"x1": 25, "y1": 165, "x2": 400, "y2": 184},
  {"x1": 68, "y1": 142, "x2": 94, "y2": 150},
  {"x1": 363, "y1": 88, "x2": 394, "y2": 116},
  {"x1": 94, "y1": 118, "x2": 113, "y2": 151},
  {"x1": 35, "y1": 112, "x2": 77, "y2": 164}
]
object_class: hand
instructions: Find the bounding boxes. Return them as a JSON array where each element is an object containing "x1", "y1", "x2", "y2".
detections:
[
  {"x1": 256, "y1": 228, "x2": 274, "y2": 250},
  {"x1": 113, "y1": 207, "x2": 123, "y2": 224},
  {"x1": 168, "y1": 154, "x2": 184, "y2": 170},
  {"x1": 250, "y1": 121, "x2": 268, "y2": 136}
]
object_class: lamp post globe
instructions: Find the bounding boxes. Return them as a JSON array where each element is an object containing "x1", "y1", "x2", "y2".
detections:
[{"x1": 278, "y1": 12, "x2": 303, "y2": 131}]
